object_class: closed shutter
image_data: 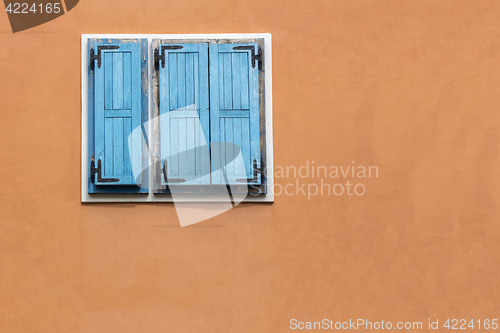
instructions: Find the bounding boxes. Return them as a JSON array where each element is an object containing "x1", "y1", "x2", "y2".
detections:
[
  {"x1": 158, "y1": 43, "x2": 211, "y2": 185},
  {"x1": 209, "y1": 43, "x2": 261, "y2": 185},
  {"x1": 88, "y1": 39, "x2": 147, "y2": 193}
]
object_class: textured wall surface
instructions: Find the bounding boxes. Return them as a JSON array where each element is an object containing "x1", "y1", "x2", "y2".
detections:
[{"x1": 1, "y1": 0, "x2": 500, "y2": 332}]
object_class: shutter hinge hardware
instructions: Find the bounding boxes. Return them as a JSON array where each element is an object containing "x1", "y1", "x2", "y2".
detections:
[
  {"x1": 236, "y1": 159, "x2": 262, "y2": 183},
  {"x1": 232, "y1": 45, "x2": 263, "y2": 70},
  {"x1": 162, "y1": 160, "x2": 186, "y2": 183},
  {"x1": 90, "y1": 157, "x2": 120, "y2": 183},
  {"x1": 90, "y1": 45, "x2": 120, "y2": 71},
  {"x1": 154, "y1": 45, "x2": 184, "y2": 71}
]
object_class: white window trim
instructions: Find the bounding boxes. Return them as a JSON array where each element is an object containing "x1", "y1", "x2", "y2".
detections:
[{"x1": 81, "y1": 34, "x2": 274, "y2": 202}]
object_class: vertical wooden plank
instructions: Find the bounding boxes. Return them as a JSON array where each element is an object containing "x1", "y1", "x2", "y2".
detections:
[
  {"x1": 241, "y1": 52, "x2": 250, "y2": 110},
  {"x1": 112, "y1": 52, "x2": 124, "y2": 110},
  {"x1": 186, "y1": 118, "x2": 195, "y2": 176},
  {"x1": 194, "y1": 53, "x2": 199, "y2": 110},
  {"x1": 223, "y1": 53, "x2": 232, "y2": 110},
  {"x1": 198, "y1": 44, "x2": 210, "y2": 185},
  {"x1": 104, "y1": 52, "x2": 113, "y2": 110},
  {"x1": 123, "y1": 52, "x2": 132, "y2": 110},
  {"x1": 178, "y1": 117, "x2": 187, "y2": 177},
  {"x1": 130, "y1": 42, "x2": 142, "y2": 184},
  {"x1": 194, "y1": 117, "x2": 200, "y2": 179},
  {"x1": 241, "y1": 117, "x2": 251, "y2": 177},
  {"x1": 218, "y1": 53, "x2": 224, "y2": 110},
  {"x1": 209, "y1": 44, "x2": 221, "y2": 184},
  {"x1": 232, "y1": 53, "x2": 242, "y2": 110},
  {"x1": 170, "y1": 118, "x2": 179, "y2": 177},
  {"x1": 219, "y1": 117, "x2": 226, "y2": 183},
  {"x1": 225, "y1": 118, "x2": 234, "y2": 175},
  {"x1": 123, "y1": 117, "x2": 132, "y2": 176},
  {"x1": 186, "y1": 53, "x2": 194, "y2": 109},
  {"x1": 233, "y1": 117, "x2": 243, "y2": 176},
  {"x1": 169, "y1": 52, "x2": 177, "y2": 111},
  {"x1": 177, "y1": 52, "x2": 186, "y2": 109},
  {"x1": 104, "y1": 117, "x2": 113, "y2": 176},
  {"x1": 198, "y1": 44, "x2": 209, "y2": 144},
  {"x1": 113, "y1": 118, "x2": 124, "y2": 175}
]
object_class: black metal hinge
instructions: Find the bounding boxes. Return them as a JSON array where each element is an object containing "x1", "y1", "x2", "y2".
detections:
[
  {"x1": 233, "y1": 45, "x2": 263, "y2": 70},
  {"x1": 90, "y1": 157, "x2": 120, "y2": 183},
  {"x1": 162, "y1": 160, "x2": 186, "y2": 183},
  {"x1": 154, "y1": 45, "x2": 184, "y2": 71},
  {"x1": 90, "y1": 45, "x2": 120, "y2": 71},
  {"x1": 236, "y1": 159, "x2": 262, "y2": 183}
]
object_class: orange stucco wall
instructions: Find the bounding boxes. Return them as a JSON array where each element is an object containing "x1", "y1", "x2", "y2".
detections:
[{"x1": 1, "y1": 0, "x2": 500, "y2": 332}]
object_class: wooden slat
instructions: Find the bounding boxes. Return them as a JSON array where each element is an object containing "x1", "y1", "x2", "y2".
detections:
[
  {"x1": 232, "y1": 53, "x2": 242, "y2": 110},
  {"x1": 219, "y1": 110, "x2": 250, "y2": 118},
  {"x1": 170, "y1": 118, "x2": 179, "y2": 176},
  {"x1": 198, "y1": 44, "x2": 210, "y2": 184},
  {"x1": 209, "y1": 44, "x2": 221, "y2": 184},
  {"x1": 168, "y1": 110, "x2": 200, "y2": 118},
  {"x1": 104, "y1": 117, "x2": 113, "y2": 176},
  {"x1": 123, "y1": 52, "x2": 132, "y2": 110},
  {"x1": 218, "y1": 52, "x2": 224, "y2": 112},
  {"x1": 241, "y1": 117, "x2": 251, "y2": 177},
  {"x1": 104, "y1": 110, "x2": 132, "y2": 118},
  {"x1": 194, "y1": 53, "x2": 199, "y2": 110},
  {"x1": 130, "y1": 43, "x2": 142, "y2": 185},
  {"x1": 169, "y1": 53, "x2": 177, "y2": 111},
  {"x1": 241, "y1": 52, "x2": 250, "y2": 110},
  {"x1": 177, "y1": 52, "x2": 186, "y2": 109},
  {"x1": 186, "y1": 53, "x2": 195, "y2": 108},
  {"x1": 178, "y1": 117, "x2": 187, "y2": 177},
  {"x1": 233, "y1": 117, "x2": 243, "y2": 176},
  {"x1": 186, "y1": 118, "x2": 195, "y2": 176},
  {"x1": 195, "y1": 118, "x2": 201, "y2": 180},
  {"x1": 113, "y1": 118, "x2": 124, "y2": 175},
  {"x1": 104, "y1": 52, "x2": 113, "y2": 110},
  {"x1": 225, "y1": 117, "x2": 234, "y2": 175},
  {"x1": 112, "y1": 52, "x2": 124, "y2": 110},
  {"x1": 219, "y1": 117, "x2": 225, "y2": 183},
  {"x1": 223, "y1": 53, "x2": 232, "y2": 110},
  {"x1": 123, "y1": 117, "x2": 132, "y2": 176}
]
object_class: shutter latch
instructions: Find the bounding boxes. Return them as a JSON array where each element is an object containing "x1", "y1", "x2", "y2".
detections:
[
  {"x1": 162, "y1": 160, "x2": 186, "y2": 183},
  {"x1": 233, "y1": 45, "x2": 263, "y2": 70},
  {"x1": 90, "y1": 45, "x2": 120, "y2": 71},
  {"x1": 236, "y1": 159, "x2": 262, "y2": 183},
  {"x1": 90, "y1": 157, "x2": 120, "y2": 183},
  {"x1": 154, "y1": 45, "x2": 184, "y2": 71}
]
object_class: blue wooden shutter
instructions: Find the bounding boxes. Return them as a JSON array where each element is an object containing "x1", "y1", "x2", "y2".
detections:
[
  {"x1": 158, "y1": 43, "x2": 211, "y2": 185},
  {"x1": 88, "y1": 39, "x2": 147, "y2": 192},
  {"x1": 209, "y1": 43, "x2": 261, "y2": 185}
]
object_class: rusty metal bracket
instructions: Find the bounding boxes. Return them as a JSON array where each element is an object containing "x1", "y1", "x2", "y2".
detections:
[
  {"x1": 232, "y1": 45, "x2": 262, "y2": 70},
  {"x1": 162, "y1": 160, "x2": 186, "y2": 183},
  {"x1": 90, "y1": 157, "x2": 120, "y2": 183},
  {"x1": 236, "y1": 159, "x2": 261, "y2": 183},
  {"x1": 90, "y1": 45, "x2": 120, "y2": 71},
  {"x1": 154, "y1": 45, "x2": 184, "y2": 71}
]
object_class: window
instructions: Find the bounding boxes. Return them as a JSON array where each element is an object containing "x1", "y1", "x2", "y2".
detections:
[{"x1": 82, "y1": 34, "x2": 273, "y2": 202}]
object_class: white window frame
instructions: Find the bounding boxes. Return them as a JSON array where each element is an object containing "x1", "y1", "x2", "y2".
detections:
[{"x1": 81, "y1": 34, "x2": 274, "y2": 203}]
